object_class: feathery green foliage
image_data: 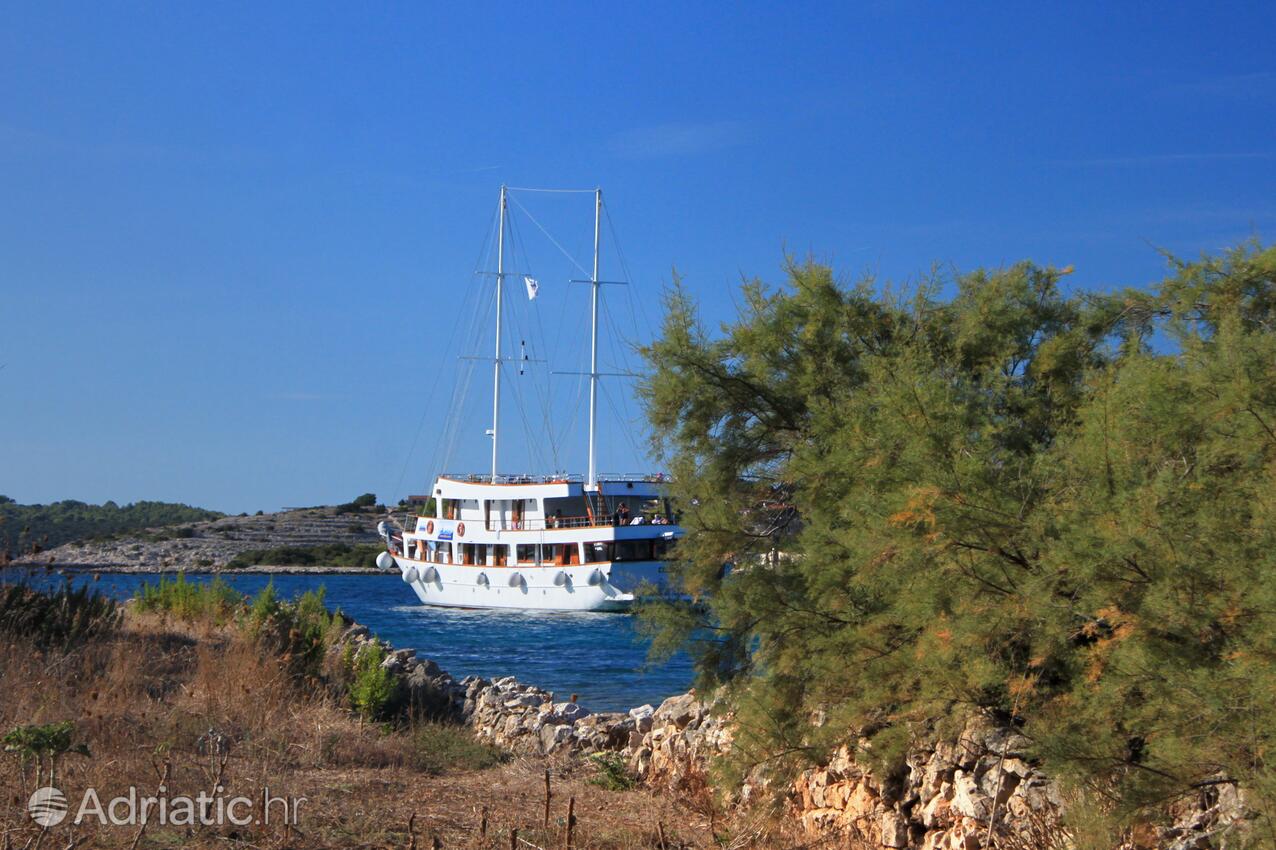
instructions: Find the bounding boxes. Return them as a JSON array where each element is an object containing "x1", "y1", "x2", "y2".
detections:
[
  {"x1": 639, "y1": 245, "x2": 1276, "y2": 839},
  {"x1": 135, "y1": 573, "x2": 241, "y2": 623},
  {"x1": 348, "y1": 642, "x2": 396, "y2": 720}
]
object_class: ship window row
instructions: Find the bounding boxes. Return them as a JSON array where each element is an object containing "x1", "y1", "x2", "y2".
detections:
[
  {"x1": 433, "y1": 497, "x2": 675, "y2": 530},
  {"x1": 406, "y1": 538, "x2": 673, "y2": 565}
]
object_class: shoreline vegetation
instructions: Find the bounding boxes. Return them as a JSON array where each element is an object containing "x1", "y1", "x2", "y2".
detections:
[
  {"x1": 2, "y1": 563, "x2": 380, "y2": 574},
  {"x1": 5, "y1": 493, "x2": 406, "y2": 572},
  {"x1": 638, "y1": 244, "x2": 1276, "y2": 845},
  {"x1": 0, "y1": 578, "x2": 712, "y2": 849}
]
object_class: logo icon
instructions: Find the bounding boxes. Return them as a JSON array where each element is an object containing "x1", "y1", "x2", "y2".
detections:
[{"x1": 28, "y1": 787, "x2": 68, "y2": 827}]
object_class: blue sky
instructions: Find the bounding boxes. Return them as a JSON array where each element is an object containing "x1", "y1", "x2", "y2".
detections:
[{"x1": 2, "y1": 2, "x2": 1274, "y2": 513}]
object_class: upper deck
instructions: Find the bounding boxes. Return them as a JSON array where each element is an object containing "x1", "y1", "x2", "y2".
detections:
[{"x1": 415, "y1": 473, "x2": 678, "y2": 536}]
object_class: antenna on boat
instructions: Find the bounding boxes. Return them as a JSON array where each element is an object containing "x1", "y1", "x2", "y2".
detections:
[
  {"x1": 490, "y1": 184, "x2": 508, "y2": 484},
  {"x1": 587, "y1": 187, "x2": 601, "y2": 490}
]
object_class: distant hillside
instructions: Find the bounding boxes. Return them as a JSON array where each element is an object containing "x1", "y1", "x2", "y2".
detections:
[
  {"x1": 0, "y1": 497, "x2": 223, "y2": 558},
  {"x1": 10, "y1": 504, "x2": 396, "y2": 570}
]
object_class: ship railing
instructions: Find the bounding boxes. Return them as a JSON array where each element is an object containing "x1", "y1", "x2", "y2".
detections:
[
  {"x1": 438, "y1": 472, "x2": 586, "y2": 485},
  {"x1": 595, "y1": 472, "x2": 671, "y2": 483},
  {"x1": 437, "y1": 472, "x2": 671, "y2": 485},
  {"x1": 486, "y1": 515, "x2": 676, "y2": 532}
]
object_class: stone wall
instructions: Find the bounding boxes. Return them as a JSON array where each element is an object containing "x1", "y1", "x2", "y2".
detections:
[{"x1": 339, "y1": 623, "x2": 1250, "y2": 850}]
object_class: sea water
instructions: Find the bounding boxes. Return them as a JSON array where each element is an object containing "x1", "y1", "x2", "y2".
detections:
[{"x1": 4, "y1": 569, "x2": 694, "y2": 712}]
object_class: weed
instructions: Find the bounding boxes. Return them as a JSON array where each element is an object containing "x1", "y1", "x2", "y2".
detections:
[
  {"x1": 349, "y1": 643, "x2": 396, "y2": 720},
  {"x1": 408, "y1": 723, "x2": 507, "y2": 775},
  {"x1": 0, "y1": 580, "x2": 120, "y2": 648},
  {"x1": 135, "y1": 573, "x2": 241, "y2": 623},
  {"x1": 588, "y1": 751, "x2": 637, "y2": 790}
]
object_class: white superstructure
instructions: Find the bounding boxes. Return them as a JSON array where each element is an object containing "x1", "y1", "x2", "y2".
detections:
[{"x1": 378, "y1": 186, "x2": 682, "y2": 611}]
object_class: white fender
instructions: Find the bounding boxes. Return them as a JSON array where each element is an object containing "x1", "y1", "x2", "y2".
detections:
[
  {"x1": 376, "y1": 551, "x2": 395, "y2": 571},
  {"x1": 553, "y1": 571, "x2": 569, "y2": 587},
  {"x1": 508, "y1": 571, "x2": 524, "y2": 588},
  {"x1": 588, "y1": 568, "x2": 604, "y2": 586},
  {"x1": 476, "y1": 572, "x2": 489, "y2": 587},
  {"x1": 403, "y1": 566, "x2": 419, "y2": 583},
  {"x1": 422, "y1": 566, "x2": 439, "y2": 583}
]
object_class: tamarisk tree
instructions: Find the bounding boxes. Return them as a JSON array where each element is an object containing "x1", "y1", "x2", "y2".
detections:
[{"x1": 639, "y1": 245, "x2": 1276, "y2": 840}]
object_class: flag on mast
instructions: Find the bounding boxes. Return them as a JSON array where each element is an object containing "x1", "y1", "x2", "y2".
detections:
[{"x1": 524, "y1": 276, "x2": 539, "y2": 300}]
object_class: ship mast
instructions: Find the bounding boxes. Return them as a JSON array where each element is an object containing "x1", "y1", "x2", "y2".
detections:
[
  {"x1": 490, "y1": 185, "x2": 507, "y2": 483},
  {"x1": 587, "y1": 188, "x2": 602, "y2": 490}
]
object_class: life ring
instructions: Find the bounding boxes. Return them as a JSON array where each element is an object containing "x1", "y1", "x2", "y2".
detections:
[
  {"x1": 457, "y1": 522, "x2": 466, "y2": 537},
  {"x1": 426, "y1": 520, "x2": 435, "y2": 534}
]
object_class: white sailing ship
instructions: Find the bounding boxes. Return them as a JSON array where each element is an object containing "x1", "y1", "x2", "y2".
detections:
[{"x1": 377, "y1": 187, "x2": 681, "y2": 611}]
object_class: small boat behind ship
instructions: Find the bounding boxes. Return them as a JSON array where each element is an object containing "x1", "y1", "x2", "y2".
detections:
[{"x1": 377, "y1": 186, "x2": 682, "y2": 611}]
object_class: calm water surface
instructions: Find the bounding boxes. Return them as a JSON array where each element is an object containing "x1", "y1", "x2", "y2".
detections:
[{"x1": 6, "y1": 569, "x2": 694, "y2": 712}]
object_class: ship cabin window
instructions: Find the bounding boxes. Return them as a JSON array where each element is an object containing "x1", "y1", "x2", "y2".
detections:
[
  {"x1": 442, "y1": 499, "x2": 459, "y2": 520},
  {"x1": 492, "y1": 544, "x2": 508, "y2": 567},
  {"x1": 551, "y1": 544, "x2": 580, "y2": 566},
  {"x1": 584, "y1": 539, "x2": 674, "y2": 562},
  {"x1": 516, "y1": 544, "x2": 540, "y2": 565},
  {"x1": 460, "y1": 543, "x2": 483, "y2": 566},
  {"x1": 429, "y1": 541, "x2": 451, "y2": 564}
]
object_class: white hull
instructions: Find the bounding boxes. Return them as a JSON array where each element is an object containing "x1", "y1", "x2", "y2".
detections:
[{"x1": 390, "y1": 554, "x2": 664, "y2": 612}]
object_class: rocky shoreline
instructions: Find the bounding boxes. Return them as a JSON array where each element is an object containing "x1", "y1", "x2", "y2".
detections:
[
  {"x1": 336, "y1": 620, "x2": 1248, "y2": 850},
  {"x1": 2, "y1": 563, "x2": 379, "y2": 575}
]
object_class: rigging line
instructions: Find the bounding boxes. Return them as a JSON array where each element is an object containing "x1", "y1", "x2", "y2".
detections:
[
  {"x1": 505, "y1": 356, "x2": 550, "y2": 472},
  {"x1": 394, "y1": 200, "x2": 500, "y2": 497},
  {"x1": 601, "y1": 379, "x2": 647, "y2": 463},
  {"x1": 408, "y1": 255, "x2": 492, "y2": 490},
  {"x1": 508, "y1": 194, "x2": 589, "y2": 275},
  {"x1": 494, "y1": 272, "x2": 547, "y2": 472},
  {"x1": 553, "y1": 294, "x2": 592, "y2": 452},
  {"x1": 392, "y1": 280, "x2": 477, "y2": 500},
  {"x1": 502, "y1": 207, "x2": 556, "y2": 468},
  {"x1": 435, "y1": 275, "x2": 496, "y2": 477},
  {"x1": 507, "y1": 208, "x2": 563, "y2": 471},
  {"x1": 603, "y1": 202, "x2": 658, "y2": 348},
  {"x1": 439, "y1": 361, "x2": 479, "y2": 476},
  {"x1": 597, "y1": 294, "x2": 651, "y2": 467},
  {"x1": 557, "y1": 373, "x2": 590, "y2": 462},
  {"x1": 473, "y1": 198, "x2": 502, "y2": 276},
  {"x1": 600, "y1": 300, "x2": 647, "y2": 455},
  {"x1": 506, "y1": 186, "x2": 597, "y2": 194}
]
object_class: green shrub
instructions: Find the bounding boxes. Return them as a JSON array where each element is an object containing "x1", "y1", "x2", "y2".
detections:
[
  {"x1": 408, "y1": 723, "x2": 506, "y2": 775},
  {"x1": 135, "y1": 574, "x2": 241, "y2": 624},
  {"x1": 241, "y1": 583, "x2": 344, "y2": 680},
  {"x1": 586, "y1": 751, "x2": 636, "y2": 790},
  {"x1": 3, "y1": 721, "x2": 90, "y2": 787},
  {"x1": 227, "y1": 543, "x2": 383, "y2": 569},
  {"x1": 348, "y1": 643, "x2": 396, "y2": 720}
]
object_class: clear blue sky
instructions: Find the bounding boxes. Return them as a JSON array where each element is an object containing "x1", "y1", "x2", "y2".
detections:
[{"x1": 3, "y1": 2, "x2": 1274, "y2": 513}]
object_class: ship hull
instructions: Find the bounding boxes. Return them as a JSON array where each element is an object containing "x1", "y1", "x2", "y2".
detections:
[{"x1": 389, "y1": 555, "x2": 665, "y2": 612}]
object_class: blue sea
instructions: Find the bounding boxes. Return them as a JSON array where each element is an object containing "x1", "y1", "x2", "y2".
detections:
[{"x1": 3, "y1": 568, "x2": 694, "y2": 713}]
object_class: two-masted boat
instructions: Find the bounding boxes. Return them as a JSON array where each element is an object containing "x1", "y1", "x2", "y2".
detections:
[{"x1": 376, "y1": 187, "x2": 682, "y2": 611}]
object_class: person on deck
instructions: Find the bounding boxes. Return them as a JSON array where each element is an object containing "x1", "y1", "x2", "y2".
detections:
[{"x1": 615, "y1": 503, "x2": 631, "y2": 526}]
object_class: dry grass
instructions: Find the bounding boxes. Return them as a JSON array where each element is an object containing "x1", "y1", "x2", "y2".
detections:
[{"x1": 0, "y1": 604, "x2": 729, "y2": 850}]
